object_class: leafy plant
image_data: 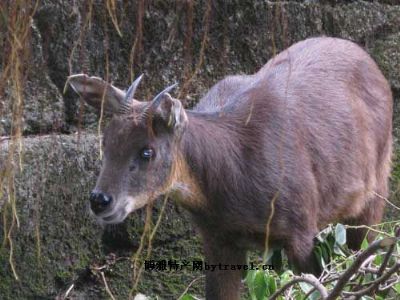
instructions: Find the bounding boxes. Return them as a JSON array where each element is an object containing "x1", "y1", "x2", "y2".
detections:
[{"x1": 242, "y1": 223, "x2": 400, "y2": 300}]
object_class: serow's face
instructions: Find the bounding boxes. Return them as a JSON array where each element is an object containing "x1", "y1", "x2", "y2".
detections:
[{"x1": 68, "y1": 74, "x2": 187, "y2": 224}]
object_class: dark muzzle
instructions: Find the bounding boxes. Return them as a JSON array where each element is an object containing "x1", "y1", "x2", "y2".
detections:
[{"x1": 89, "y1": 191, "x2": 113, "y2": 214}]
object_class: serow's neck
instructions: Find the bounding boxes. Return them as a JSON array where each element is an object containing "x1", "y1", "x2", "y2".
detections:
[{"x1": 171, "y1": 111, "x2": 244, "y2": 212}]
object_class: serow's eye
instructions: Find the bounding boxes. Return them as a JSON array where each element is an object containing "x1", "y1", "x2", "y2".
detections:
[{"x1": 140, "y1": 147, "x2": 155, "y2": 160}]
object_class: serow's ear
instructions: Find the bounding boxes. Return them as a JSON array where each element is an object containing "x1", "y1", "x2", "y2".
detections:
[
  {"x1": 67, "y1": 74, "x2": 143, "y2": 114},
  {"x1": 150, "y1": 93, "x2": 188, "y2": 136}
]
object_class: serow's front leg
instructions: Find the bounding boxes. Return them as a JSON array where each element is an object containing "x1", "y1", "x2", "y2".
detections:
[{"x1": 202, "y1": 238, "x2": 246, "y2": 300}]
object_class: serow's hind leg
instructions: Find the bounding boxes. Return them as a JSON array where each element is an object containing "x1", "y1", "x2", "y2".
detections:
[
  {"x1": 286, "y1": 232, "x2": 322, "y2": 276},
  {"x1": 345, "y1": 193, "x2": 386, "y2": 250}
]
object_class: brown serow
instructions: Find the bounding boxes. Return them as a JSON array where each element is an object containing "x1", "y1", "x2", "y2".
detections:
[{"x1": 68, "y1": 37, "x2": 392, "y2": 300}]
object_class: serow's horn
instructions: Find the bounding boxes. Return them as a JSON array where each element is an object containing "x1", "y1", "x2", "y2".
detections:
[
  {"x1": 124, "y1": 74, "x2": 144, "y2": 104},
  {"x1": 152, "y1": 83, "x2": 178, "y2": 107}
]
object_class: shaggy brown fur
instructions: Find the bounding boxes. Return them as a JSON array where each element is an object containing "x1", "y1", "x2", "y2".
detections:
[{"x1": 178, "y1": 37, "x2": 392, "y2": 299}]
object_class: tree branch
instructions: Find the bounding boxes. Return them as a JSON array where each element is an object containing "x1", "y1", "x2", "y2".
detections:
[
  {"x1": 269, "y1": 274, "x2": 328, "y2": 300},
  {"x1": 342, "y1": 261, "x2": 400, "y2": 297},
  {"x1": 326, "y1": 237, "x2": 397, "y2": 300}
]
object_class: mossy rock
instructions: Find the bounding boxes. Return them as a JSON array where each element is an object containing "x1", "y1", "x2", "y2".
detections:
[
  {"x1": 0, "y1": 134, "x2": 203, "y2": 299},
  {"x1": 27, "y1": 0, "x2": 400, "y2": 132}
]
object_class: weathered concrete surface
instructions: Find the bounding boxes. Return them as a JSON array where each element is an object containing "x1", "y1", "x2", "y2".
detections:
[
  {"x1": 1, "y1": 0, "x2": 400, "y2": 299},
  {"x1": 0, "y1": 134, "x2": 203, "y2": 299}
]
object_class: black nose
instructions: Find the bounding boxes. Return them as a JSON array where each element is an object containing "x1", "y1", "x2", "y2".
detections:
[{"x1": 89, "y1": 191, "x2": 113, "y2": 214}]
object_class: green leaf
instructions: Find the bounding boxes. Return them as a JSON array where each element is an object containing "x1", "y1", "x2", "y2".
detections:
[
  {"x1": 266, "y1": 274, "x2": 277, "y2": 295},
  {"x1": 309, "y1": 291, "x2": 321, "y2": 300},
  {"x1": 320, "y1": 246, "x2": 328, "y2": 268},
  {"x1": 373, "y1": 254, "x2": 382, "y2": 265},
  {"x1": 361, "y1": 237, "x2": 369, "y2": 250},
  {"x1": 360, "y1": 296, "x2": 375, "y2": 300},
  {"x1": 333, "y1": 243, "x2": 346, "y2": 256},
  {"x1": 327, "y1": 234, "x2": 336, "y2": 249},
  {"x1": 322, "y1": 242, "x2": 332, "y2": 261},
  {"x1": 299, "y1": 281, "x2": 313, "y2": 294},
  {"x1": 313, "y1": 245, "x2": 324, "y2": 269},
  {"x1": 245, "y1": 270, "x2": 258, "y2": 300},
  {"x1": 245, "y1": 269, "x2": 257, "y2": 283},
  {"x1": 246, "y1": 270, "x2": 269, "y2": 300},
  {"x1": 280, "y1": 270, "x2": 293, "y2": 285},
  {"x1": 293, "y1": 292, "x2": 302, "y2": 300},
  {"x1": 346, "y1": 259, "x2": 353, "y2": 270},
  {"x1": 254, "y1": 271, "x2": 268, "y2": 300},
  {"x1": 335, "y1": 223, "x2": 347, "y2": 245},
  {"x1": 180, "y1": 294, "x2": 195, "y2": 300},
  {"x1": 394, "y1": 282, "x2": 400, "y2": 294}
]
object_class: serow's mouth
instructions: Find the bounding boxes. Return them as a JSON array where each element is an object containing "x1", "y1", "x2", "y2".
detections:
[
  {"x1": 96, "y1": 209, "x2": 128, "y2": 225},
  {"x1": 103, "y1": 211, "x2": 125, "y2": 223},
  {"x1": 91, "y1": 194, "x2": 150, "y2": 225}
]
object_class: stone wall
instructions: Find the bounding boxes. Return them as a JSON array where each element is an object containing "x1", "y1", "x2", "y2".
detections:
[
  {"x1": 1, "y1": 1, "x2": 400, "y2": 299},
  {"x1": 0, "y1": 134, "x2": 203, "y2": 299}
]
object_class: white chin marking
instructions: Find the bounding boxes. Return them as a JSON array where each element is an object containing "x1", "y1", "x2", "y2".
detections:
[
  {"x1": 95, "y1": 194, "x2": 149, "y2": 225},
  {"x1": 97, "y1": 211, "x2": 127, "y2": 225},
  {"x1": 124, "y1": 194, "x2": 149, "y2": 213}
]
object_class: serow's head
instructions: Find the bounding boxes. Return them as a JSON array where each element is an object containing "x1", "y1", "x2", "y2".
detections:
[{"x1": 68, "y1": 74, "x2": 188, "y2": 224}]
